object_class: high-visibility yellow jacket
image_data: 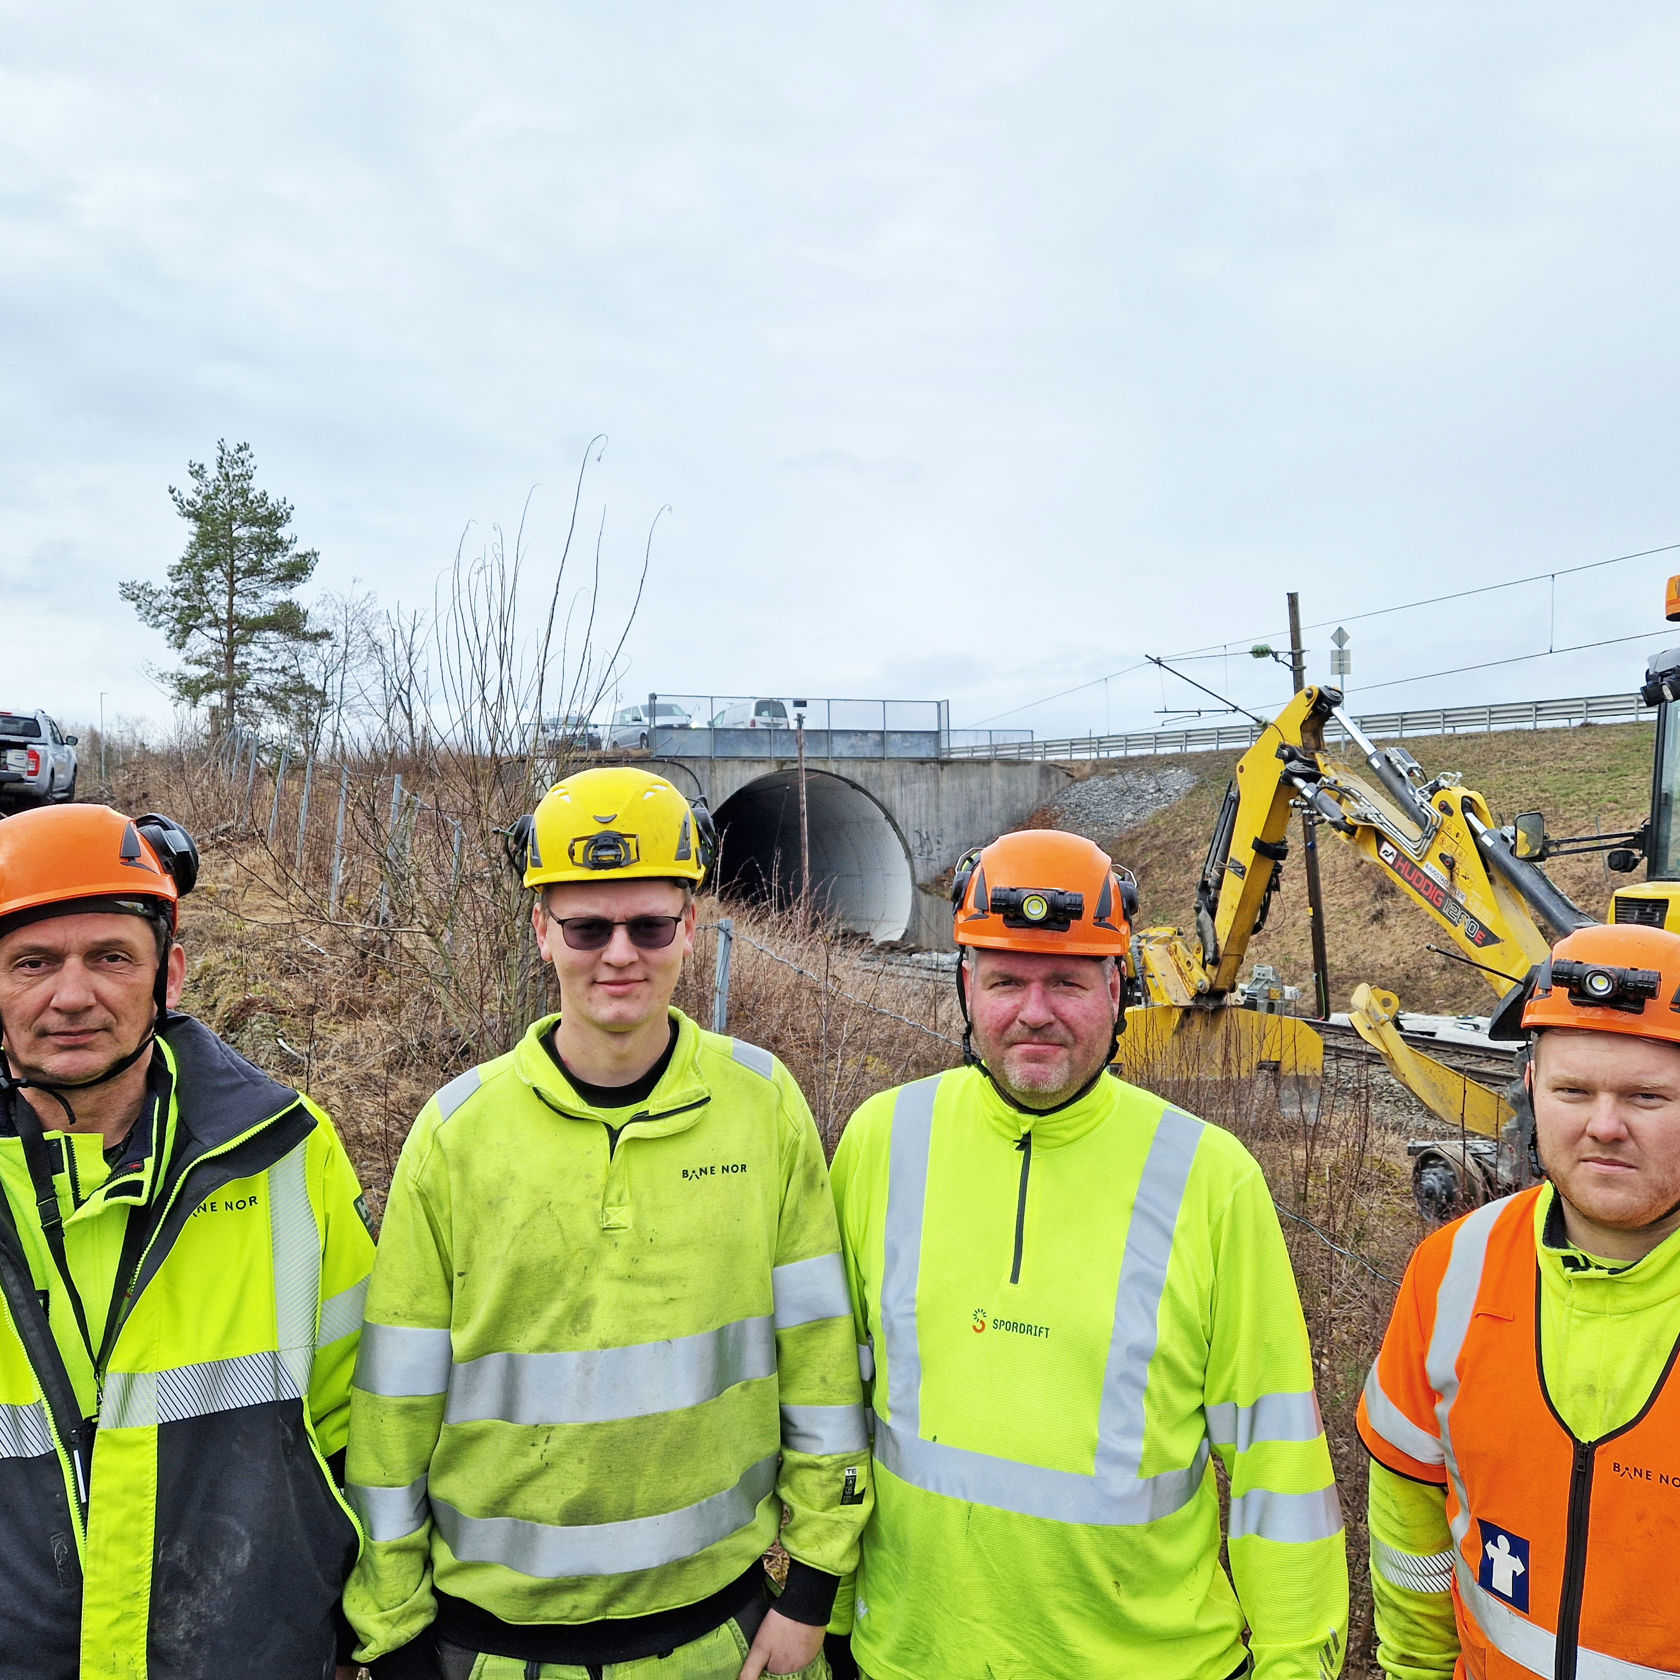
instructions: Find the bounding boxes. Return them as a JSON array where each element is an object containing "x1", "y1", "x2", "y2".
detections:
[
  {"x1": 343, "y1": 1009, "x2": 871, "y2": 1661},
  {"x1": 830, "y1": 1067, "x2": 1348, "y2": 1680},
  {"x1": 0, "y1": 1014, "x2": 374, "y2": 1680},
  {"x1": 1362, "y1": 1184, "x2": 1680, "y2": 1680}
]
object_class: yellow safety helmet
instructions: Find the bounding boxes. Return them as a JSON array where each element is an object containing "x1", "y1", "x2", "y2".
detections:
[{"x1": 517, "y1": 767, "x2": 714, "y2": 890}]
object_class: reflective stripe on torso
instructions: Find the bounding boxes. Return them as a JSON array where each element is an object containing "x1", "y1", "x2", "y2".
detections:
[{"x1": 874, "y1": 1073, "x2": 1212, "y2": 1524}]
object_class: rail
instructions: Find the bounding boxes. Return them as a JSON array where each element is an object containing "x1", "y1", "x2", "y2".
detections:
[{"x1": 943, "y1": 691, "x2": 1653, "y2": 761}]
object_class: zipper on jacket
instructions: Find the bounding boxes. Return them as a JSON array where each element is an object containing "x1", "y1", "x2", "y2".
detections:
[
  {"x1": 1009, "y1": 1133, "x2": 1033, "y2": 1286},
  {"x1": 539, "y1": 1093, "x2": 712, "y2": 1155},
  {"x1": 1554, "y1": 1438, "x2": 1595, "y2": 1680}
]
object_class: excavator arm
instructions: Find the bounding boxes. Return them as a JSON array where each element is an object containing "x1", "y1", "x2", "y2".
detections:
[
  {"x1": 1133, "y1": 684, "x2": 1343, "y2": 1006},
  {"x1": 1120, "y1": 690, "x2": 1589, "y2": 1183}
]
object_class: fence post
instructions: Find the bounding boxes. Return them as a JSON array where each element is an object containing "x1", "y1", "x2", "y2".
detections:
[
  {"x1": 243, "y1": 735, "x2": 260, "y2": 826},
  {"x1": 294, "y1": 752, "x2": 316, "y2": 877},
  {"x1": 712, "y1": 917, "x2": 734, "y2": 1034},
  {"x1": 451, "y1": 822, "x2": 465, "y2": 894},
  {"x1": 267, "y1": 748, "x2": 290, "y2": 844},
  {"x1": 328, "y1": 766, "x2": 350, "y2": 919},
  {"x1": 378, "y1": 775, "x2": 404, "y2": 926}
]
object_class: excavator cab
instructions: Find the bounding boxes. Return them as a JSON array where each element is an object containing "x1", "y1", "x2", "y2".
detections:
[{"x1": 1607, "y1": 633, "x2": 1680, "y2": 930}]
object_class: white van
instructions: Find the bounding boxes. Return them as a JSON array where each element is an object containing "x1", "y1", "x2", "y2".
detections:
[
  {"x1": 606, "y1": 702, "x2": 693, "y2": 748},
  {"x1": 709, "y1": 698, "x2": 791, "y2": 730}
]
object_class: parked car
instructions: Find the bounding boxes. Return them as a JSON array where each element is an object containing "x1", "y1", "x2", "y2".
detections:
[
  {"x1": 607, "y1": 702, "x2": 693, "y2": 749},
  {"x1": 543, "y1": 713, "x2": 603, "y2": 751},
  {"x1": 0, "y1": 709, "x2": 79, "y2": 809},
  {"x1": 710, "y1": 698, "x2": 791, "y2": 729}
]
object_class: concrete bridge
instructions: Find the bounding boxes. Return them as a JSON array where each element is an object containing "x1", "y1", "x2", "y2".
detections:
[{"x1": 644, "y1": 754, "x2": 1072, "y2": 947}]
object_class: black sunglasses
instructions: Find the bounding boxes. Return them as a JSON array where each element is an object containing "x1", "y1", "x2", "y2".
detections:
[{"x1": 545, "y1": 912, "x2": 684, "y2": 952}]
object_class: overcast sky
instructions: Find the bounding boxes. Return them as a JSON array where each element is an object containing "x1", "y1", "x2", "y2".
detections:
[{"x1": 6, "y1": 3, "x2": 1680, "y2": 742}]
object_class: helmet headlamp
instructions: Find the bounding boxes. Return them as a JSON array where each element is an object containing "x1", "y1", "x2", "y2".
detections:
[
  {"x1": 569, "y1": 830, "x2": 640, "y2": 871},
  {"x1": 989, "y1": 885, "x2": 1084, "y2": 933},
  {"x1": 1547, "y1": 958, "x2": 1663, "y2": 1014}
]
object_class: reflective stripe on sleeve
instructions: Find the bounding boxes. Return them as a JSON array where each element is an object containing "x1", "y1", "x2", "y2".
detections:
[
  {"x1": 0, "y1": 1399, "x2": 53, "y2": 1459},
  {"x1": 876, "y1": 1081, "x2": 1211, "y2": 1526},
  {"x1": 857, "y1": 1341, "x2": 875, "y2": 1381},
  {"x1": 780, "y1": 1402, "x2": 870, "y2": 1456},
  {"x1": 433, "y1": 1452, "x2": 778, "y2": 1578},
  {"x1": 772, "y1": 1253, "x2": 852, "y2": 1330},
  {"x1": 348, "y1": 1474, "x2": 431, "y2": 1543},
  {"x1": 316, "y1": 1276, "x2": 369, "y2": 1350},
  {"x1": 444, "y1": 1318, "x2": 775, "y2": 1425},
  {"x1": 1227, "y1": 1483, "x2": 1343, "y2": 1544},
  {"x1": 1361, "y1": 1364, "x2": 1444, "y2": 1467},
  {"x1": 1372, "y1": 1536, "x2": 1454, "y2": 1594},
  {"x1": 1205, "y1": 1390, "x2": 1324, "y2": 1453},
  {"x1": 354, "y1": 1323, "x2": 453, "y2": 1398}
]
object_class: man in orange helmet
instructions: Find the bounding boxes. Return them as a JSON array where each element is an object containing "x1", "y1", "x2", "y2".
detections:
[
  {"x1": 1360, "y1": 921, "x2": 1680, "y2": 1678},
  {"x1": 0, "y1": 803, "x2": 374, "y2": 1680},
  {"x1": 825, "y1": 828, "x2": 1347, "y2": 1680}
]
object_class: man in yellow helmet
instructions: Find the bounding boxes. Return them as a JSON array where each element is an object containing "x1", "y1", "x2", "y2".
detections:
[
  {"x1": 826, "y1": 829, "x2": 1347, "y2": 1680},
  {"x1": 344, "y1": 767, "x2": 870, "y2": 1680}
]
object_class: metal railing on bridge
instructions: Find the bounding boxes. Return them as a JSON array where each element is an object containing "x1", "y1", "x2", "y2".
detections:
[
  {"x1": 566, "y1": 696, "x2": 1032, "y2": 761},
  {"x1": 941, "y1": 691, "x2": 1653, "y2": 762}
]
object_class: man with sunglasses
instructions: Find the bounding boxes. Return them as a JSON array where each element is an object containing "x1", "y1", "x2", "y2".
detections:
[{"x1": 345, "y1": 766, "x2": 869, "y2": 1680}]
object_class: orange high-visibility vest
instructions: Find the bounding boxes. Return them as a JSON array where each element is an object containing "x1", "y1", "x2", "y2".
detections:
[{"x1": 1358, "y1": 1187, "x2": 1680, "y2": 1679}]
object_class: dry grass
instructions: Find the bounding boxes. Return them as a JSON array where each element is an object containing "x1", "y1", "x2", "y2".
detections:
[{"x1": 112, "y1": 743, "x2": 1417, "y2": 1673}]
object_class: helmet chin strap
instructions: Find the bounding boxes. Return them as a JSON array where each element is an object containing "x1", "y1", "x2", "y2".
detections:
[{"x1": 955, "y1": 959, "x2": 1121, "y2": 1119}]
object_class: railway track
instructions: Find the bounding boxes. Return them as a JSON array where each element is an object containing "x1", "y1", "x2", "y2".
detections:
[{"x1": 1317, "y1": 1015, "x2": 1518, "y2": 1085}]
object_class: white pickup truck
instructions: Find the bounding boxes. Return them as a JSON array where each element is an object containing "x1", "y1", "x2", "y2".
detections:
[{"x1": 0, "y1": 709, "x2": 79, "y2": 810}]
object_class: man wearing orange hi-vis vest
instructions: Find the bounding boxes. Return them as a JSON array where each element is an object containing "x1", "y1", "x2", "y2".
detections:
[
  {"x1": 1359, "y1": 921, "x2": 1680, "y2": 1679},
  {"x1": 826, "y1": 830, "x2": 1348, "y2": 1680}
]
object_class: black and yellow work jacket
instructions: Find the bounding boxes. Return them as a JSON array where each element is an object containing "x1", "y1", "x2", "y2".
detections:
[{"x1": 0, "y1": 1014, "x2": 375, "y2": 1680}]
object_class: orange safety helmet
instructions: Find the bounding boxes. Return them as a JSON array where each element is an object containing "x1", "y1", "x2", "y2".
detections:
[
  {"x1": 0, "y1": 805, "x2": 198, "y2": 939},
  {"x1": 950, "y1": 829, "x2": 1135, "y2": 958},
  {"x1": 1519, "y1": 923, "x2": 1680, "y2": 1044}
]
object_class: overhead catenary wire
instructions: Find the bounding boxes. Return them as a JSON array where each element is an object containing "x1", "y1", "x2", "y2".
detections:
[
  {"x1": 975, "y1": 538, "x2": 1680, "y2": 726},
  {"x1": 1347, "y1": 628, "x2": 1676, "y2": 696},
  {"x1": 1164, "y1": 538, "x2": 1680, "y2": 663}
]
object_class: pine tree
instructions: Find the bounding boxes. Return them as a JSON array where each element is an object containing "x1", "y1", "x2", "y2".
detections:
[{"x1": 121, "y1": 440, "x2": 328, "y2": 729}]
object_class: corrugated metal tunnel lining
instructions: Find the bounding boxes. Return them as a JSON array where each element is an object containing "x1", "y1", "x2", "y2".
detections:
[{"x1": 713, "y1": 769, "x2": 914, "y2": 943}]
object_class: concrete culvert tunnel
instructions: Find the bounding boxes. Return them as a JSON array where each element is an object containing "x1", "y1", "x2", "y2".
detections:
[{"x1": 713, "y1": 770, "x2": 914, "y2": 943}]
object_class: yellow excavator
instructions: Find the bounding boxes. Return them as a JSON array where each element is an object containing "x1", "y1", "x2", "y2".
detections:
[
  {"x1": 1110, "y1": 680, "x2": 1598, "y2": 1214},
  {"x1": 1116, "y1": 576, "x2": 1680, "y2": 1216}
]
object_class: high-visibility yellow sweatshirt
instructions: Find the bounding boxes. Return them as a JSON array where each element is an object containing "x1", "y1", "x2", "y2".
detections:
[
  {"x1": 0, "y1": 1017, "x2": 373, "y2": 1678},
  {"x1": 1367, "y1": 1184, "x2": 1680, "y2": 1680},
  {"x1": 343, "y1": 1009, "x2": 871, "y2": 1662},
  {"x1": 830, "y1": 1066, "x2": 1348, "y2": 1680}
]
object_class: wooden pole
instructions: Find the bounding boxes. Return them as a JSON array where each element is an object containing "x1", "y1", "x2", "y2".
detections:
[{"x1": 1289, "y1": 592, "x2": 1333, "y2": 1020}]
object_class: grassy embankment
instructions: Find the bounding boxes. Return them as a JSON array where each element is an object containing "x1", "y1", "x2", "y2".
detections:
[{"x1": 104, "y1": 725, "x2": 1651, "y2": 1674}]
